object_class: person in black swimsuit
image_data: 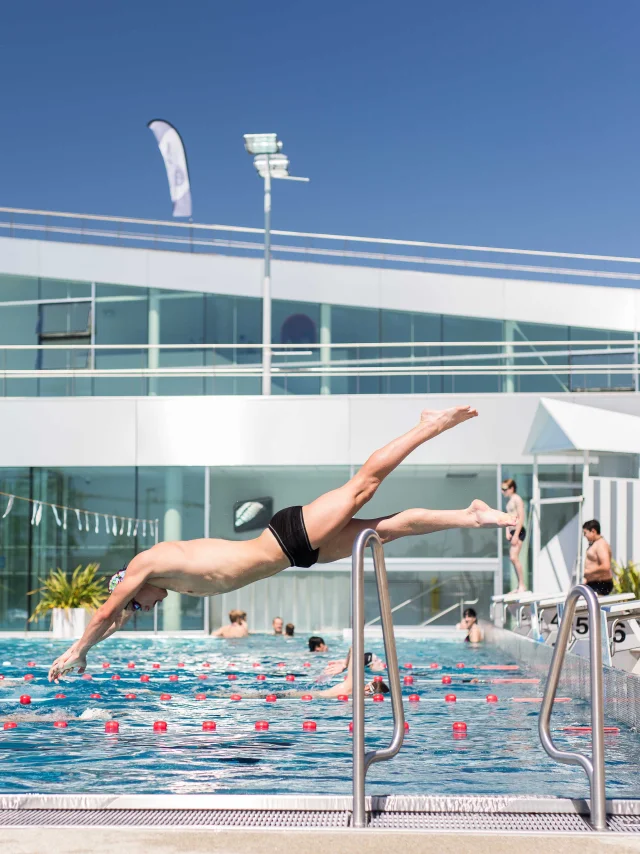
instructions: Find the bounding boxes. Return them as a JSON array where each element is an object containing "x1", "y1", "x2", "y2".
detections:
[{"x1": 49, "y1": 406, "x2": 516, "y2": 682}]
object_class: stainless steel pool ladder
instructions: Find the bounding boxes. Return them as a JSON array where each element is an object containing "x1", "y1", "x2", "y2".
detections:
[
  {"x1": 352, "y1": 529, "x2": 405, "y2": 829},
  {"x1": 538, "y1": 584, "x2": 607, "y2": 831}
]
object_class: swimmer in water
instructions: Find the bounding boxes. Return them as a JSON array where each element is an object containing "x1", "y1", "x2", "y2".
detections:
[
  {"x1": 49, "y1": 407, "x2": 516, "y2": 682},
  {"x1": 456, "y1": 607, "x2": 483, "y2": 643},
  {"x1": 211, "y1": 609, "x2": 249, "y2": 638},
  {"x1": 311, "y1": 649, "x2": 389, "y2": 699}
]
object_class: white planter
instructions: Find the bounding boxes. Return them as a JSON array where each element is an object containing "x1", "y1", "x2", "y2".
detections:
[{"x1": 51, "y1": 608, "x2": 91, "y2": 639}]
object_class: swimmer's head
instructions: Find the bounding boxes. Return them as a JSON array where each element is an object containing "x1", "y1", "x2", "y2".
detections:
[
  {"x1": 272, "y1": 616, "x2": 283, "y2": 635},
  {"x1": 461, "y1": 607, "x2": 477, "y2": 629},
  {"x1": 308, "y1": 636, "x2": 328, "y2": 653},
  {"x1": 108, "y1": 565, "x2": 168, "y2": 612},
  {"x1": 229, "y1": 609, "x2": 247, "y2": 624},
  {"x1": 582, "y1": 519, "x2": 601, "y2": 543}
]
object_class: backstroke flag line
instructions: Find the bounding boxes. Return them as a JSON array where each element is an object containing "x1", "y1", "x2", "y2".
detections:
[{"x1": 147, "y1": 119, "x2": 192, "y2": 218}]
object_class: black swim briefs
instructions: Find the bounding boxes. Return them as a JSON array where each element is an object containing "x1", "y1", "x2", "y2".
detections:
[
  {"x1": 507, "y1": 525, "x2": 527, "y2": 542},
  {"x1": 268, "y1": 505, "x2": 319, "y2": 568}
]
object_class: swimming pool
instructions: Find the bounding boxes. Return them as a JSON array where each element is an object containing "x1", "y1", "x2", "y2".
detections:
[{"x1": 0, "y1": 634, "x2": 638, "y2": 798}]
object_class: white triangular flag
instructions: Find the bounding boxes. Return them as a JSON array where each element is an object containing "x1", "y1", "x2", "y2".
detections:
[
  {"x1": 75, "y1": 509, "x2": 82, "y2": 530},
  {"x1": 35, "y1": 503, "x2": 43, "y2": 526},
  {"x1": 142, "y1": 520, "x2": 147, "y2": 537},
  {"x1": 119, "y1": 518, "x2": 125, "y2": 536},
  {"x1": 133, "y1": 520, "x2": 139, "y2": 537},
  {"x1": 85, "y1": 511, "x2": 89, "y2": 532},
  {"x1": 1, "y1": 495, "x2": 14, "y2": 519},
  {"x1": 63, "y1": 507, "x2": 67, "y2": 530},
  {"x1": 52, "y1": 505, "x2": 62, "y2": 527},
  {"x1": 94, "y1": 514, "x2": 99, "y2": 534},
  {"x1": 127, "y1": 519, "x2": 132, "y2": 537},
  {"x1": 31, "y1": 502, "x2": 38, "y2": 525},
  {"x1": 112, "y1": 516, "x2": 117, "y2": 536}
]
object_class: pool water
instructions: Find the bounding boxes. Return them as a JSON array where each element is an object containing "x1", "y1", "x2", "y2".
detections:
[{"x1": 0, "y1": 635, "x2": 638, "y2": 797}]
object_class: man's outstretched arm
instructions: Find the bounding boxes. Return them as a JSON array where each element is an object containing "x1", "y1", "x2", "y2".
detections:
[{"x1": 48, "y1": 563, "x2": 148, "y2": 682}]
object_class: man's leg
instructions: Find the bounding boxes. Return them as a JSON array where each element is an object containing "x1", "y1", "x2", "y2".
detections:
[
  {"x1": 303, "y1": 405, "x2": 478, "y2": 549},
  {"x1": 509, "y1": 541, "x2": 526, "y2": 592},
  {"x1": 318, "y1": 499, "x2": 517, "y2": 563}
]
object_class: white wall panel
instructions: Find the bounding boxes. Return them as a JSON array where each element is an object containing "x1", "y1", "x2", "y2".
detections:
[
  {"x1": 1, "y1": 235, "x2": 639, "y2": 332},
  {"x1": 0, "y1": 398, "x2": 137, "y2": 466},
  {"x1": 2, "y1": 392, "x2": 636, "y2": 468}
]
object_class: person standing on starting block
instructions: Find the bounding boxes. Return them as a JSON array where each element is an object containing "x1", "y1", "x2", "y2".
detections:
[
  {"x1": 582, "y1": 519, "x2": 614, "y2": 596},
  {"x1": 48, "y1": 406, "x2": 516, "y2": 682},
  {"x1": 501, "y1": 478, "x2": 527, "y2": 593}
]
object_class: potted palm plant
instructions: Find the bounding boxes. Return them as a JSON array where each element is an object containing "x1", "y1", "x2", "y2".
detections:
[{"x1": 28, "y1": 563, "x2": 108, "y2": 638}]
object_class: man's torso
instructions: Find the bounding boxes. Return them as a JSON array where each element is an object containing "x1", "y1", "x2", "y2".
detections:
[
  {"x1": 149, "y1": 532, "x2": 290, "y2": 597},
  {"x1": 584, "y1": 537, "x2": 612, "y2": 582}
]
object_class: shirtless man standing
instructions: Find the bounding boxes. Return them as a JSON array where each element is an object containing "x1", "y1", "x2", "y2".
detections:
[
  {"x1": 582, "y1": 519, "x2": 614, "y2": 596},
  {"x1": 501, "y1": 478, "x2": 527, "y2": 593},
  {"x1": 48, "y1": 406, "x2": 516, "y2": 681}
]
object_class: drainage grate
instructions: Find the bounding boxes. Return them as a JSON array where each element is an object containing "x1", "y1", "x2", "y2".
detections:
[
  {"x1": 608, "y1": 816, "x2": 640, "y2": 833},
  {"x1": 0, "y1": 809, "x2": 350, "y2": 828},
  {"x1": 368, "y1": 812, "x2": 594, "y2": 832}
]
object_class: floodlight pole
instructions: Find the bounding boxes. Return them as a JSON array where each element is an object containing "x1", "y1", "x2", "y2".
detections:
[{"x1": 262, "y1": 156, "x2": 272, "y2": 396}]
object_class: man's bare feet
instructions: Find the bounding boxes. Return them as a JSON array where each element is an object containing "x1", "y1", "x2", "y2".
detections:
[
  {"x1": 468, "y1": 499, "x2": 517, "y2": 529},
  {"x1": 420, "y1": 405, "x2": 478, "y2": 436}
]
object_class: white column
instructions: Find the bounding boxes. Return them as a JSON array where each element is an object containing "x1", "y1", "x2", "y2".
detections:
[
  {"x1": 148, "y1": 289, "x2": 160, "y2": 396},
  {"x1": 320, "y1": 303, "x2": 331, "y2": 395},
  {"x1": 495, "y1": 464, "x2": 503, "y2": 598},
  {"x1": 532, "y1": 456, "x2": 540, "y2": 591},
  {"x1": 504, "y1": 319, "x2": 516, "y2": 394},
  {"x1": 162, "y1": 467, "x2": 182, "y2": 631}
]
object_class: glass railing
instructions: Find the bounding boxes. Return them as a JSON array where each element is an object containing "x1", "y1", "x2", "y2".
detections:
[{"x1": 0, "y1": 339, "x2": 637, "y2": 396}]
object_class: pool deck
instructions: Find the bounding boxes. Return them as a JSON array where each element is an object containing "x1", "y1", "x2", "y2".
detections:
[{"x1": 2, "y1": 827, "x2": 640, "y2": 854}]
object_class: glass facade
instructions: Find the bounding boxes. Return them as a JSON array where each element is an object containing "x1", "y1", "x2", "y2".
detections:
[
  {"x1": 0, "y1": 272, "x2": 634, "y2": 397},
  {"x1": 0, "y1": 463, "x2": 500, "y2": 631}
]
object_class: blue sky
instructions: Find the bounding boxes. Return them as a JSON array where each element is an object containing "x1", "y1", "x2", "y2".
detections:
[{"x1": 1, "y1": 1, "x2": 639, "y2": 255}]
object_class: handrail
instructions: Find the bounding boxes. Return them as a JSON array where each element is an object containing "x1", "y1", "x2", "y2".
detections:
[
  {"x1": 352, "y1": 529, "x2": 405, "y2": 829},
  {"x1": 538, "y1": 584, "x2": 606, "y2": 831},
  {"x1": 364, "y1": 576, "x2": 457, "y2": 626}
]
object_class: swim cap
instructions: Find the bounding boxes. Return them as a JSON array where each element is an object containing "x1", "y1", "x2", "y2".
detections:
[{"x1": 108, "y1": 565, "x2": 128, "y2": 593}]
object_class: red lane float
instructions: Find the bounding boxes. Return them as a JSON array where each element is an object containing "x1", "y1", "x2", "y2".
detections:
[
  {"x1": 3, "y1": 722, "x2": 17, "y2": 729},
  {"x1": 82, "y1": 673, "x2": 92, "y2": 680},
  {"x1": 303, "y1": 662, "x2": 311, "y2": 668},
  {"x1": 89, "y1": 693, "x2": 102, "y2": 700},
  {"x1": 486, "y1": 694, "x2": 499, "y2": 703},
  {"x1": 230, "y1": 694, "x2": 242, "y2": 702},
  {"x1": 373, "y1": 675, "x2": 383, "y2": 683},
  {"x1": 195, "y1": 693, "x2": 207, "y2": 701},
  {"x1": 445, "y1": 694, "x2": 457, "y2": 703},
  {"x1": 452, "y1": 721, "x2": 467, "y2": 732},
  {"x1": 153, "y1": 721, "x2": 167, "y2": 732},
  {"x1": 178, "y1": 663, "x2": 185, "y2": 668},
  {"x1": 404, "y1": 722, "x2": 410, "y2": 731},
  {"x1": 202, "y1": 721, "x2": 217, "y2": 731},
  {"x1": 202, "y1": 662, "x2": 211, "y2": 668},
  {"x1": 169, "y1": 675, "x2": 179, "y2": 682},
  {"x1": 403, "y1": 676, "x2": 414, "y2": 685},
  {"x1": 54, "y1": 721, "x2": 68, "y2": 729},
  {"x1": 253, "y1": 663, "x2": 261, "y2": 668},
  {"x1": 302, "y1": 720, "x2": 317, "y2": 731},
  {"x1": 301, "y1": 694, "x2": 313, "y2": 702},
  {"x1": 54, "y1": 693, "x2": 66, "y2": 699},
  {"x1": 404, "y1": 663, "x2": 413, "y2": 669},
  {"x1": 228, "y1": 674, "x2": 238, "y2": 681},
  {"x1": 127, "y1": 662, "x2": 136, "y2": 669},
  {"x1": 429, "y1": 663, "x2": 439, "y2": 669},
  {"x1": 256, "y1": 674, "x2": 266, "y2": 681},
  {"x1": 277, "y1": 663, "x2": 285, "y2": 668},
  {"x1": 442, "y1": 676, "x2": 452, "y2": 685},
  {"x1": 140, "y1": 675, "x2": 150, "y2": 683},
  {"x1": 255, "y1": 720, "x2": 269, "y2": 730},
  {"x1": 27, "y1": 661, "x2": 36, "y2": 667},
  {"x1": 265, "y1": 694, "x2": 277, "y2": 703},
  {"x1": 160, "y1": 693, "x2": 172, "y2": 701},
  {"x1": 125, "y1": 693, "x2": 136, "y2": 700},
  {"x1": 24, "y1": 674, "x2": 34, "y2": 681},
  {"x1": 286, "y1": 675, "x2": 295, "y2": 682},
  {"x1": 349, "y1": 721, "x2": 353, "y2": 732},
  {"x1": 198, "y1": 674, "x2": 208, "y2": 681},
  {"x1": 152, "y1": 663, "x2": 161, "y2": 669},
  {"x1": 105, "y1": 721, "x2": 119, "y2": 733},
  {"x1": 111, "y1": 674, "x2": 121, "y2": 681},
  {"x1": 337, "y1": 694, "x2": 349, "y2": 702},
  {"x1": 372, "y1": 694, "x2": 384, "y2": 702},
  {"x1": 102, "y1": 662, "x2": 110, "y2": 669},
  {"x1": 19, "y1": 695, "x2": 30, "y2": 705},
  {"x1": 408, "y1": 694, "x2": 420, "y2": 702},
  {"x1": 456, "y1": 663, "x2": 465, "y2": 670}
]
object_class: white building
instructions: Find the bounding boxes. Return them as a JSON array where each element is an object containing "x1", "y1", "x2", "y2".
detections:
[{"x1": 0, "y1": 209, "x2": 638, "y2": 633}]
